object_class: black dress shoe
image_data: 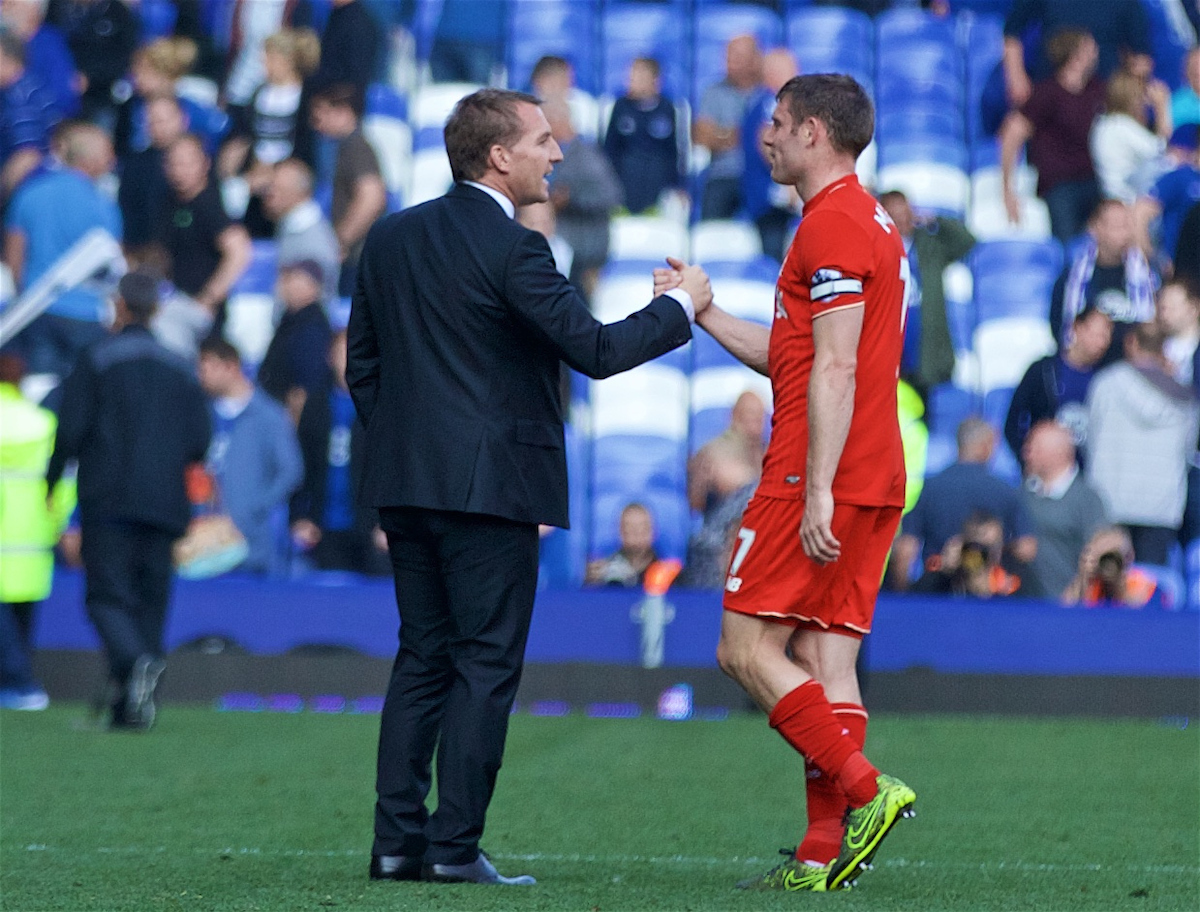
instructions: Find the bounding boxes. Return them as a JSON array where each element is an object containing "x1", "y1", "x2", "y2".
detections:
[
  {"x1": 422, "y1": 853, "x2": 536, "y2": 885},
  {"x1": 369, "y1": 854, "x2": 423, "y2": 881}
]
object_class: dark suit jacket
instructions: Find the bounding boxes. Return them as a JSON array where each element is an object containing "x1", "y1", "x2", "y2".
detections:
[{"x1": 346, "y1": 183, "x2": 692, "y2": 528}]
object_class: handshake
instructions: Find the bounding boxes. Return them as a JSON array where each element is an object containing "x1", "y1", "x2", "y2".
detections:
[{"x1": 654, "y1": 257, "x2": 714, "y2": 318}]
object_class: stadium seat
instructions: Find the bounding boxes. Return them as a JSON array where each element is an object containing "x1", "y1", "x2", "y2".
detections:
[
  {"x1": 692, "y1": 4, "x2": 784, "y2": 104},
  {"x1": 968, "y1": 193, "x2": 1053, "y2": 241},
  {"x1": 1142, "y1": 0, "x2": 1193, "y2": 92},
  {"x1": 410, "y1": 82, "x2": 482, "y2": 131},
  {"x1": 981, "y1": 386, "x2": 1021, "y2": 483},
  {"x1": 362, "y1": 113, "x2": 413, "y2": 197},
  {"x1": 590, "y1": 362, "x2": 689, "y2": 440},
  {"x1": 137, "y1": 0, "x2": 178, "y2": 41},
  {"x1": 601, "y1": 1, "x2": 689, "y2": 102},
  {"x1": 539, "y1": 423, "x2": 589, "y2": 588},
  {"x1": 1134, "y1": 563, "x2": 1186, "y2": 611},
  {"x1": 366, "y1": 82, "x2": 408, "y2": 122},
  {"x1": 609, "y1": 215, "x2": 689, "y2": 261},
  {"x1": 973, "y1": 317, "x2": 1056, "y2": 393},
  {"x1": 507, "y1": 0, "x2": 601, "y2": 95},
  {"x1": 927, "y1": 382, "x2": 977, "y2": 436},
  {"x1": 690, "y1": 219, "x2": 763, "y2": 264},
  {"x1": 971, "y1": 240, "x2": 1063, "y2": 324},
  {"x1": 924, "y1": 431, "x2": 958, "y2": 477},
  {"x1": 1186, "y1": 540, "x2": 1200, "y2": 610},
  {"x1": 876, "y1": 161, "x2": 970, "y2": 218},
  {"x1": 231, "y1": 240, "x2": 279, "y2": 296},
  {"x1": 942, "y1": 260, "x2": 975, "y2": 352},
  {"x1": 964, "y1": 14, "x2": 1005, "y2": 147},
  {"x1": 784, "y1": 6, "x2": 874, "y2": 93},
  {"x1": 703, "y1": 256, "x2": 779, "y2": 284},
  {"x1": 690, "y1": 364, "x2": 773, "y2": 453},
  {"x1": 876, "y1": 136, "x2": 968, "y2": 173},
  {"x1": 708, "y1": 275, "x2": 776, "y2": 323}
]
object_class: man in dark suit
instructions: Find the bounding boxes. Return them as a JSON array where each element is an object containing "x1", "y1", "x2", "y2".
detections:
[
  {"x1": 45, "y1": 271, "x2": 212, "y2": 730},
  {"x1": 347, "y1": 88, "x2": 712, "y2": 886}
]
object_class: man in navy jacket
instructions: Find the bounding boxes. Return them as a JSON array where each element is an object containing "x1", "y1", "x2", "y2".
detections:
[
  {"x1": 347, "y1": 88, "x2": 711, "y2": 886},
  {"x1": 46, "y1": 271, "x2": 211, "y2": 729}
]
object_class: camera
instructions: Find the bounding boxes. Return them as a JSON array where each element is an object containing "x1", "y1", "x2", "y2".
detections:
[
  {"x1": 959, "y1": 540, "x2": 990, "y2": 574},
  {"x1": 1095, "y1": 549, "x2": 1125, "y2": 599}
]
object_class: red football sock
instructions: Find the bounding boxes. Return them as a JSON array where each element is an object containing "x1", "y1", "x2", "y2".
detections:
[
  {"x1": 795, "y1": 703, "x2": 869, "y2": 864},
  {"x1": 769, "y1": 681, "x2": 879, "y2": 809}
]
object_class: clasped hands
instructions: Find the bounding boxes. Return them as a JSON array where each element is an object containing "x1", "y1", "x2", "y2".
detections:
[{"x1": 654, "y1": 257, "x2": 713, "y2": 317}]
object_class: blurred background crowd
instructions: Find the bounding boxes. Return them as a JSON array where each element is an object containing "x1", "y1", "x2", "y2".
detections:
[{"x1": 2, "y1": 0, "x2": 1200, "y2": 652}]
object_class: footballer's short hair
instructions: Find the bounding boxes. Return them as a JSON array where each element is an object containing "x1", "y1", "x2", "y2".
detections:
[
  {"x1": 776, "y1": 74, "x2": 874, "y2": 159},
  {"x1": 444, "y1": 88, "x2": 541, "y2": 183}
]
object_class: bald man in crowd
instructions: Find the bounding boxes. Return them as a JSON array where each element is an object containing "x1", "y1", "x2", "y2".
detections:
[
  {"x1": 4, "y1": 122, "x2": 121, "y2": 383},
  {"x1": 1019, "y1": 420, "x2": 1109, "y2": 599},
  {"x1": 264, "y1": 157, "x2": 341, "y2": 303},
  {"x1": 890, "y1": 417, "x2": 1037, "y2": 589}
]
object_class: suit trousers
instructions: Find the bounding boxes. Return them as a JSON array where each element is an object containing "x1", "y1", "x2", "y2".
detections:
[
  {"x1": 373, "y1": 507, "x2": 539, "y2": 865},
  {"x1": 80, "y1": 518, "x2": 175, "y2": 684}
]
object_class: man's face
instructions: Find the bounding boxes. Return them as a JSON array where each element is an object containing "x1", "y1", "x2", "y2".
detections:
[
  {"x1": 619, "y1": 508, "x2": 654, "y2": 556},
  {"x1": 881, "y1": 195, "x2": 914, "y2": 238},
  {"x1": 502, "y1": 103, "x2": 563, "y2": 207},
  {"x1": 277, "y1": 269, "x2": 320, "y2": 309},
  {"x1": 1091, "y1": 204, "x2": 1133, "y2": 259},
  {"x1": 263, "y1": 165, "x2": 304, "y2": 219},
  {"x1": 197, "y1": 353, "x2": 231, "y2": 397},
  {"x1": 146, "y1": 99, "x2": 185, "y2": 149},
  {"x1": 763, "y1": 100, "x2": 806, "y2": 186},
  {"x1": 1072, "y1": 311, "x2": 1113, "y2": 364},
  {"x1": 726, "y1": 36, "x2": 760, "y2": 87},
  {"x1": 165, "y1": 140, "x2": 208, "y2": 195},
  {"x1": 628, "y1": 61, "x2": 659, "y2": 100},
  {"x1": 1156, "y1": 284, "x2": 1199, "y2": 336},
  {"x1": 311, "y1": 99, "x2": 354, "y2": 138}
]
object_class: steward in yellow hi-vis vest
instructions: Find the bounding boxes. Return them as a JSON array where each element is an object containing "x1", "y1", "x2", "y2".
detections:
[{"x1": 0, "y1": 379, "x2": 74, "y2": 602}]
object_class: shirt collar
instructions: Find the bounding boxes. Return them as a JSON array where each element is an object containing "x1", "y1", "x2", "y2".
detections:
[
  {"x1": 279, "y1": 199, "x2": 323, "y2": 234},
  {"x1": 1028, "y1": 464, "x2": 1078, "y2": 500},
  {"x1": 463, "y1": 181, "x2": 516, "y2": 219}
]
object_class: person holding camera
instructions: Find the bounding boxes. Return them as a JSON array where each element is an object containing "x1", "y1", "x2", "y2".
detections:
[
  {"x1": 1062, "y1": 526, "x2": 1160, "y2": 608},
  {"x1": 913, "y1": 512, "x2": 1022, "y2": 598}
]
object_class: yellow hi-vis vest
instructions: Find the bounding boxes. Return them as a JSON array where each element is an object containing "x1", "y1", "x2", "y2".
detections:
[
  {"x1": 897, "y1": 380, "x2": 929, "y2": 516},
  {"x1": 0, "y1": 383, "x2": 74, "y2": 602}
]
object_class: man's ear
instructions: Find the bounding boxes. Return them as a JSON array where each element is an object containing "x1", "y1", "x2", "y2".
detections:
[{"x1": 489, "y1": 143, "x2": 511, "y2": 175}]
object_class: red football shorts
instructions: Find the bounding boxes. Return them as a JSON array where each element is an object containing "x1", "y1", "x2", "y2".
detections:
[{"x1": 722, "y1": 495, "x2": 902, "y2": 636}]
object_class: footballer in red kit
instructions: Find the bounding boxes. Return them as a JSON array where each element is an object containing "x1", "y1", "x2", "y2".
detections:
[
  {"x1": 654, "y1": 74, "x2": 916, "y2": 894},
  {"x1": 724, "y1": 172, "x2": 908, "y2": 633}
]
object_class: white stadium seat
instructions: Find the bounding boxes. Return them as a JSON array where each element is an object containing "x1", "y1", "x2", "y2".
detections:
[
  {"x1": 690, "y1": 220, "x2": 763, "y2": 264},
  {"x1": 608, "y1": 215, "x2": 688, "y2": 261}
]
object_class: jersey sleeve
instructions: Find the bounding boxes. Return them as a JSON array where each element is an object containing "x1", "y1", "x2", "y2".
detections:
[{"x1": 795, "y1": 208, "x2": 876, "y2": 318}]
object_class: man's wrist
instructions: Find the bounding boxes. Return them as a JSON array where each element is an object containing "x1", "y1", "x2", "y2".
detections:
[{"x1": 664, "y1": 287, "x2": 694, "y2": 323}]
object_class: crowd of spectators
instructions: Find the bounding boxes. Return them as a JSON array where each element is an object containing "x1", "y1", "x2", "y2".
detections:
[{"x1": 1, "y1": 0, "x2": 1199, "y2": 611}]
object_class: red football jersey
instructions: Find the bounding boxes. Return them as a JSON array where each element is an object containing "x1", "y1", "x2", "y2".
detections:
[{"x1": 758, "y1": 174, "x2": 907, "y2": 508}]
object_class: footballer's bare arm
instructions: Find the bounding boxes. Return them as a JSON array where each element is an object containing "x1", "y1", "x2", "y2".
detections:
[
  {"x1": 696, "y1": 303, "x2": 771, "y2": 376},
  {"x1": 654, "y1": 258, "x2": 770, "y2": 375}
]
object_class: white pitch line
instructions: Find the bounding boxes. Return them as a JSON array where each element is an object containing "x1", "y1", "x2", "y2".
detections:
[{"x1": 13, "y1": 844, "x2": 1199, "y2": 875}]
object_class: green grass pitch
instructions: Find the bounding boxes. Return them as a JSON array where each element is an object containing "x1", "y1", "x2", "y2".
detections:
[{"x1": 1, "y1": 706, "x2": 1197, "y2": 911}]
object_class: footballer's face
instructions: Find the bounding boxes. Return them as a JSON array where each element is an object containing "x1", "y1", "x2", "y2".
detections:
[
  {"x1": 499, "y1": 103, "x2": 563, "y2": 207},
  {"x1": 763, "y1": 100, "x2": 806, "y2": 186}
]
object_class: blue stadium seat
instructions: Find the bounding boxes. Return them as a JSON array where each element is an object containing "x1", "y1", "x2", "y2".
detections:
[
  {"x1": 876, "y1": 108, "x2": 965, "y2": 146},
  {"x1": 971, "y1": 240, "x2": 1064, "y2": 324},
  {"x1": 231, "y1": 240, "x2": 279, "y2": 295},
  {"x1": 1141, "y1": 0, "x2": 1192, "y2": 91},
  {"x1": 785, "y1": 6, "x2": 874, "y2": 93},
  {"x1": 927, "y1": 383, "x2": 977, "y2": 437},
  {"x1": 590, "y1": 432, "x2": 690, "y2": 560},
  {"x1": 876, "y1": 8, "x2": 964, "y2": 111},
  {"x1": 981, "y1": 387, "x2": 1021, "y2": 483},
  {"x1": 965, "y1": 14, "x2": 1005, "y2": 146},
  {"x1": 137, "y1": 0, "x2": 178, "y2": 41},
  {"x1": 539, "y1": 423, "x2": 589, "y2": 588},
  {"x1": 702, "y1": 256, "x2": 780, "y2": 284},
  {"x1": 366, "y1": 82, "x2": 407, "y2": 121},
  {"x1": 601, "y1": 1, "x2": 689, "y2": 101},
  {"x1": 693, "y1": 4, "x2": 784, "y2": 104},
  {"x1": 508, "y1": 0, "x2": 601, "y2": 94},
  {"x1": 1186, "y1": 540, "x2": 1200, "y2": 610},
  {"x1": 876, "y1": 139, "x2": 969, "y2": 173},
  {"x1": 1134, "y1": 563, "x2": 1186, "y2": 610}
]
